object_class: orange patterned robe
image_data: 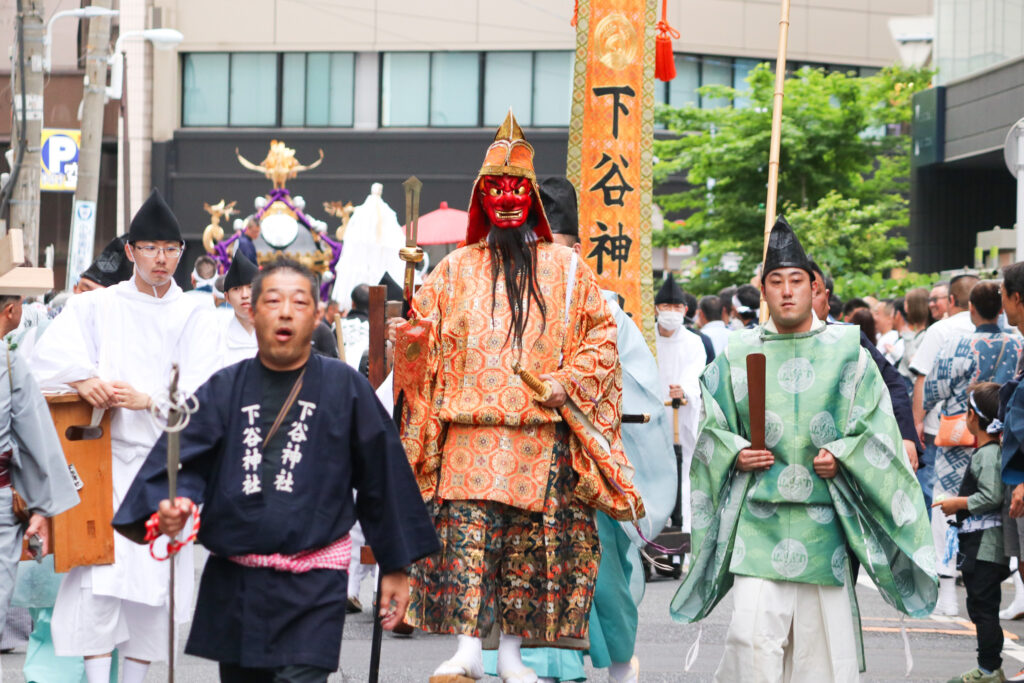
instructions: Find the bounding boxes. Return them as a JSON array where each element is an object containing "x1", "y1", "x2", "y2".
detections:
[{"x1": 399, "y1": 240, "x2": 644, "y2": 522}]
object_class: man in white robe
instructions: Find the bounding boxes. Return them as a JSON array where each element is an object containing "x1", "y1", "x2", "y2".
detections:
[
  {"x1": 653, "y1": 275, "x2": 707, "y2": 538},
  {"x1": 29, "y1": 188, "x2": 219, "y2": 683},
  {"x1": 218, "y1": 252, "x2": 259, "y2": 368}
]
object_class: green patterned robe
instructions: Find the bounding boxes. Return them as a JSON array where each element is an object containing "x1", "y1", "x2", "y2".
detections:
[{"x1": 672, "y1": 321, "x2": 937, "y2": 635}]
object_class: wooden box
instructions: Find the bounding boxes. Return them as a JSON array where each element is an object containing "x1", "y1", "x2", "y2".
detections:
[{"x1": 21, "y1": 394, "x2": 114, "y2": 571}]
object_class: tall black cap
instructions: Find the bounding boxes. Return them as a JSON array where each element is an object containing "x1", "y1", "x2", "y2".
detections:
[
  {"x1": 655, "y1": 274, "x2": 686, "y2": 305},
  {"x1": 223, "y1": 251, "x2": 258, "y2": 291},
  {"x1": 538, "y1": 177, "x2": 579, "y2": 239},
  {"x1": 79, "y1": 236, "x2": 133, "y2": 288},
  {"x1": 127, "y1": 188, "x2": 184, "y2": 244},
  {"x1": 761, "y1": 216, "x2": 813, "y2": 281},
  {"x1": 379, "y1": 272, "x2": 404, "y2": 302}
]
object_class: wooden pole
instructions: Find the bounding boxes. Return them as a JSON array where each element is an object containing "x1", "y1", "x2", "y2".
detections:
[
  {"x1": 9, "y1": 0, "x2": 45, "y2": 264},
  {"x1": 68, "y1": 0, "x2": 114, "y2": 288},
  {"x1": 760, "y1": 0, "x2": 792, "y2": 322},
  {"x1": 333, "y1": 313, "x2": 346, "y2": 363},
  {"x1": 367, "y1": 285, "x2": 387, "y2": 390}
]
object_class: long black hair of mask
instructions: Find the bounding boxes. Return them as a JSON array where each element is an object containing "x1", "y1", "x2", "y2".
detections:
[{"x1": 487, "y1": 213, "x2": 546, "y2": 350}]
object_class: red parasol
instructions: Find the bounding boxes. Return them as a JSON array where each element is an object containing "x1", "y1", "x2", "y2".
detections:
[{"x1": 415, "y1": 201, "x2": 468, "y2": 245}]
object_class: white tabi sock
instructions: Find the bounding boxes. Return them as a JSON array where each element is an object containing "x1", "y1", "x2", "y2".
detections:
[
  {"x1": 433, "y1": 634, "x2": 483, "y2": 678},
  {"x1": 935, "y1": 576, "x2": 959, "y2": 616},
  {"x1": 122, "y1": 658, "x2": 149, "y2": 683},
  {"x1": 497, "y1": 633, "x2": 536, "y2": 682},
  {"x1": 1001, "y1": 566, "x2": 1024, "y2": 619},
  {"x1": 608, "y1": 658, "x2": 639, "y2": 683},
  {"x1": 84, "y1": 656, "x2": 113, "y2": 683}
]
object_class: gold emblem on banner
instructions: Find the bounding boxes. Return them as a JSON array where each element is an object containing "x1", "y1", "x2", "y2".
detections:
[{"x1": 595, "y1": 13, "x2": 639, "y2": 70}]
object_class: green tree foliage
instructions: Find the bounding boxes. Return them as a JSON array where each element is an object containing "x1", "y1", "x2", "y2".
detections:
[{"x1": 653, "y1": 63, "x2": 933, "y2": 295}]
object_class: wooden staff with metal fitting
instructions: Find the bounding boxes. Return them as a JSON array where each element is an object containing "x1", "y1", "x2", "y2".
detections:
[
  {"x1": 400, "y1": 176, "x2": 424, "y2": 316},
  {"x1": 664, "y1": 396, "x2": 684, "y2": 530}
]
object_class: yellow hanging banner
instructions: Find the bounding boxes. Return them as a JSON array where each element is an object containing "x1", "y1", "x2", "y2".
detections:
[{"x1": 567, "y1": 0, "x2": 658, "y2": 348}]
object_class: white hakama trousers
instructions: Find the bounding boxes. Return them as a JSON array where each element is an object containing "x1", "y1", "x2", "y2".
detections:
[
  {"x1": 347, "y1": 521, "x2": 371, "y2": 599},
  {"x1": 715, "y1": 576, "x2": 859, "y2": 683},
  {"x1": 681, "y1": 447, "x2": 693, "y2": 534},
  {"x1": 51, "y1": 566, "x2": 171, "y2": 662}
]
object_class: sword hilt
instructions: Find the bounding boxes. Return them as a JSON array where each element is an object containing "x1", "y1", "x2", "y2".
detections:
[{"x1": 512, "y1": 361, "x2": 552, "y2": 402}]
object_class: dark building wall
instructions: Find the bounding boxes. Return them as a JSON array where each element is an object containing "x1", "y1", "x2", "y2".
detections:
[
  {"x1": 910, "y1": 158, "x2": 1016, "y2": 273},
  {"x1": 152, "y1": 128, "x2": 572, "y2": 244}
]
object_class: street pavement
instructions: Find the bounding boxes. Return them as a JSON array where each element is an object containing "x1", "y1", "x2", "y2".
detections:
[{"x1": 5, "y1": 558, "x2": 1024, "y2": 682}]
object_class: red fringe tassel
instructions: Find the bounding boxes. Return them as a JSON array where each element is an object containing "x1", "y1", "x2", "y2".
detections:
[{"x1": 655, "y1": 0, "x2": 679, "y2": 82}]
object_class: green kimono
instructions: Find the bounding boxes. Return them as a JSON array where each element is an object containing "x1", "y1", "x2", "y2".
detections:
[{"x1": 672, "y1": 321, "x2": 937, "y2": 630}]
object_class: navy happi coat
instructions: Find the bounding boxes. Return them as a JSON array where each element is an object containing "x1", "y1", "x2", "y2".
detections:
[{"x1": 113, "y1": 353, "x2": 439, "y2": 670}]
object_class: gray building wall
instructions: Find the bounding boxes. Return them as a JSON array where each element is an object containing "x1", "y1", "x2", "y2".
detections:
[{"x1": 944, "y1": 58, "x2": 1024, "y2": 162}]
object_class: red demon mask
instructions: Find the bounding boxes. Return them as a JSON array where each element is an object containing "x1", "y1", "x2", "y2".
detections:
[{"x1": 464, "y1": 110, "x2": 552, "y2": 245}]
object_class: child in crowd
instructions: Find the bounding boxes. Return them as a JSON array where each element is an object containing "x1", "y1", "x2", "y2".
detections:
[{"x1": 935, "y1": 381, "x2": 1011, "y2": 683}]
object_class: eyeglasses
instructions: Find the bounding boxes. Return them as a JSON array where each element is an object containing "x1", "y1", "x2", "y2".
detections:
[
  {"x1": 928, "y1": 296, "x2": 945, "y2": 303},
  {"x1": 132, "y1": 245, "x2": 182, "y2": 257}
]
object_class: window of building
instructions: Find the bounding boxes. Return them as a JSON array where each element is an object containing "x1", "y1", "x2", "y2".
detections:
[
  {"x1": 484, "y1": 52, "x2": 533, "y2": 126},
  {"x1": 430, "y1": 52, "x2": 480, "y2": 126},
  {"x1": 229, "y1": 53, "x2": 278, "y2": 126},
  {"x1": 182, "y1": 52, "x2": 356, "y2": 128},
  {"x1": 532, "y1": 51, "x2": 573, "y2": 126},
  {"x1": 383, "y1": 50, "x2": 572, "y2": 128},
  {"x1": 282, "y1": 52, "x2": 355, "y2": 127},
  {"x1": 733, "y1": 58, "x2": 761, "y2": 109},
  {"x1": 381, "y1": 52, "x2": 430, "y2": 126},
  {"x1": 700, "y1": 57, "x2": 732, "y2": 109},
  {"x1": 182, "y1": 53, "x2": 229, "y2": 126},
  {"x1": 667, "y1": 55, "x2": 700, "y2": 107}
]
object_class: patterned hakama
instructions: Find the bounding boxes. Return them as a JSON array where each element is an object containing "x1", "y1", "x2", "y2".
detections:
[{"x1": 408, "y1": 430, "x2": 600, "y2": 646}]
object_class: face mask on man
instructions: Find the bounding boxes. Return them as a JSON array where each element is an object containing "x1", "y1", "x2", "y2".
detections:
[{"x1": 658, "y1": 310, "x2": 685, "y2": 330}]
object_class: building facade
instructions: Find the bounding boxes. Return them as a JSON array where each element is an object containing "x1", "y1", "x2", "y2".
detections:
[
  {"x1": 910, "y1": 0, "x2": 1024, "y2": 272},
  {"x1": 5, "y1": 0, "x2": 932, "y2": 284}
]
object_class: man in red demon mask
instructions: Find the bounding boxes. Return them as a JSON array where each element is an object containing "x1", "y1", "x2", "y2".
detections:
[{"x1": 395, "y1": 111, "x2": 644, "y2": 683}]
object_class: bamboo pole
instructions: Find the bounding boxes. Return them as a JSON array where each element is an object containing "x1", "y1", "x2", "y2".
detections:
[{"x1": 759, "y1": 0, "x2": 792, "y2": 322}]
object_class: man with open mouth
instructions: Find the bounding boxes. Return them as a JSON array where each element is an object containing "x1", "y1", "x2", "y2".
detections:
[{"x1": 112, "y1": 257, "x2": 438, "y2": 682}]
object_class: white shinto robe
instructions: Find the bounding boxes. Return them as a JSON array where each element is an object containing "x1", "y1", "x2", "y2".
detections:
[
  {"x1": 655, "y1": 325, "x2": 707, "y2": 533},
  {"x1": 28, "y1": 277, "x2": 220, "y2": 629},
  {"x1": 218, "y1": 311, "x2": 258, "y2": 368}
]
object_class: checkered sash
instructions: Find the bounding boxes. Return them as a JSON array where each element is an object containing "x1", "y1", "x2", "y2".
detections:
[{"x1": 227, "y1": 534, "x2": 352, "y2": 573}]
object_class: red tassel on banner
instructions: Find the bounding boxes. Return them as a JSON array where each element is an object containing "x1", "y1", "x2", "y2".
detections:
[
  {"x1": 571, "y1": 0, "x2": 579, "y2": 27},
  {"x1": 655, "y1": 0, "x2": 680, "y2": 82}
]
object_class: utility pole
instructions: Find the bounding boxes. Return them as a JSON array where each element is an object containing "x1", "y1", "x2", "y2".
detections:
[
  {"x1": 9, "y1": 0, "x2": 46, "y2": 266},
  {"x1": 67, "y1": 1, "x2": 115, "y2": 288}
]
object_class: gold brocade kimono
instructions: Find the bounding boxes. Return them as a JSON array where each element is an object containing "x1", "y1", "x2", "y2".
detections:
[{"x1": 399, "y1": 240, "x2": 644, "y2": 521}]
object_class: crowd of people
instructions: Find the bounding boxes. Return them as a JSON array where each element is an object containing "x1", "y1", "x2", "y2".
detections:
[{"x1": 0, "y1": 112, "x2": 1020, "y2": 683}]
